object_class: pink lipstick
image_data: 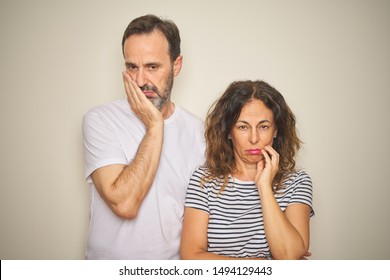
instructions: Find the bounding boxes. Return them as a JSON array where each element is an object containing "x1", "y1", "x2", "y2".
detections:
[{"x1": 247, "y1": 149, "x2": 261, "y2": 155}]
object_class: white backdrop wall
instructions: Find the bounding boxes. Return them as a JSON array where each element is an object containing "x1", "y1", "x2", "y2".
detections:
[{"x1": 1, "y1": 0, "x2": 389, "y2": 259}]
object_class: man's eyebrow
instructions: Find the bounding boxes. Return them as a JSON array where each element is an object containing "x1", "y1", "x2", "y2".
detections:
[
  {"x1": 125, "y1": 62, "x2": 160, "y2": 67},
  {"x1": 125, "y1": 62, "x2": 136, "y2": 68}
]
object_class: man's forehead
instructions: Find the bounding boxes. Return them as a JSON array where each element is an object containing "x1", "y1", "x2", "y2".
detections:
[
  {"x1": 123, "y1": 31, "x2": 170, "y2": 60},
  {"x1": 124, "y1": 30, "x2": 168, "y2": 49}
]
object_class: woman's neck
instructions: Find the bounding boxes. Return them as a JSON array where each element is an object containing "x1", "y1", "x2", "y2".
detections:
[{"x1": 231, "y1": 163, "x2": 257, "y2": 181}]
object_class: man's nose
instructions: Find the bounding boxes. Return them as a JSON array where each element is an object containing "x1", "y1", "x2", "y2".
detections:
[{"x1": 135, "y1": 69, "x2": 147, "y2": 88}]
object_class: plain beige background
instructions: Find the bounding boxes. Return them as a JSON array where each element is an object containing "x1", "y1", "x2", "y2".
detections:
[{"x1": 1, "y1": 0, "x2": 389, "y2": 260}]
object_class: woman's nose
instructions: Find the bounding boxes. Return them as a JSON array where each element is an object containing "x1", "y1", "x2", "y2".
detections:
[{"x1": 249, "y1": 129, "x2": 259, "y2": 144}]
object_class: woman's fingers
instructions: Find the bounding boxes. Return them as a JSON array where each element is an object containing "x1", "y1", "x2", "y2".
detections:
[{"x1": 263, "y1": 145, "x2": 279, "y2": 171}]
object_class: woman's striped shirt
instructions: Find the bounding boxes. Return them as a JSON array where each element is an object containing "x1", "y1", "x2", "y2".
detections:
[{"x1": 184, "y1": 167, "x2": 314, "y2": 259}]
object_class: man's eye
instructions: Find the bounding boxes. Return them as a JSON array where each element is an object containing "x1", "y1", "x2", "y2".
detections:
[
  {"x1": 149, "y1": 65, "x2": 158, "y2": 70},
  {"x1": 238, "y1": 125, "x2": 248, "y2": 130},
  {"x1": 127, "y1": 65, "x2": 137, "y2": 71}
]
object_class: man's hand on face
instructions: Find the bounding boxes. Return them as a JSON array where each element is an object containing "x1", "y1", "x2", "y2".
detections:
[{"x1": 123, "y1": 71, "x2": 163, "y2": 130}]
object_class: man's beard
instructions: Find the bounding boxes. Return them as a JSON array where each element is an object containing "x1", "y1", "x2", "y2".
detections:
[{"x1": 140, "y1": 71, "x2": 174, "y2": 110}]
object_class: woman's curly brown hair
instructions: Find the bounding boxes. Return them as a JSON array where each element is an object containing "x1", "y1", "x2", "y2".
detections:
[{"x1": 204, "y1": 80, "x2": 302, "y2": 192}]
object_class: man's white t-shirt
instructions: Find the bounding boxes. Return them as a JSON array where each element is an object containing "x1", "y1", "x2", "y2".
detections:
[{"x1": 82, "y1": 99, "x2": 205, "y2": 259}]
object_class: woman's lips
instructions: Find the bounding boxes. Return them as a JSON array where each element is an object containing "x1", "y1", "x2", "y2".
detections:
[{"x1": 247, "y1": 149, "x2": 261, "y2": 155}]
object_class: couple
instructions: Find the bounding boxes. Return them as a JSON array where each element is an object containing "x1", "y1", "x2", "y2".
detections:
[{"x1": 82, "y1": 14, "x2": 314, "y2": 260}]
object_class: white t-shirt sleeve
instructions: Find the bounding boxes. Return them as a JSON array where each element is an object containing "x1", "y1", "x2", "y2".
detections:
[{"x1": 82, "y1": 110, "x2": 128, "y2": 179}]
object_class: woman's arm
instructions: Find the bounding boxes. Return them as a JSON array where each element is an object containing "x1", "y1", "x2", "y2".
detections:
[
  {"x1": 180, "y1": 207, "x2": 266, "y2": 260},
  {"x1": 261, "y1": 192, "x2": 311, "y2": 260},
  {"x1": 256, "y1": 146, "x2": 311, "y2": 259}
]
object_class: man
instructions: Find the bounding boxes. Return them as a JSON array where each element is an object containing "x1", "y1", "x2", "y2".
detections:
[{"x1": 82, "y1": 14, "x2": 205, "y2": 259}]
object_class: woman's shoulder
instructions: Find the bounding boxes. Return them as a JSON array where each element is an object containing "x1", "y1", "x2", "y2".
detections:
[
  {"x1": 191, "y1": 166, "x2": 225, "y2": 190},
  {"x1": 189, "y1": 166, "x2": 209, "y2": 183},
  {"x1": 287, "y1": 169, "x2": 312, "y2": 182},
  {"x1": 193, "y1": 165, "x2": 212, "y2": 176},
  {"x1": 283, "y1": 169, "x2": 313, "y2": 190}
]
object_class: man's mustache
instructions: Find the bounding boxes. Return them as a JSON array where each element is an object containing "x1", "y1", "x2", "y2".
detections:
[{"x1": 140, "y1": 85, "x2": 161, "y2": 97}]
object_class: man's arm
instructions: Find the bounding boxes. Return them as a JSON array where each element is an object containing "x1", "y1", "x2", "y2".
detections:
[{"x1": 91, "y1": 73, "x2": 164, "y2": 219}]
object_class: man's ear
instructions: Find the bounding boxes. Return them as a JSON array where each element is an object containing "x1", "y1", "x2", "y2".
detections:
[{"x1": 173, "y1": 55, "x2": 183, "y2": 76}]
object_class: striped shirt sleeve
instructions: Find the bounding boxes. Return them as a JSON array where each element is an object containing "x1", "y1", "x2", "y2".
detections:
[
  {"x1": 185, "y1": 168, "x2": 210, "y2": 213},
  {"x1": 288, "y1": 170, "x2": 315, "y2": 216}
]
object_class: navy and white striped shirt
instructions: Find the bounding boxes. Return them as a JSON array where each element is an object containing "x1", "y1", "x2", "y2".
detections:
[{"x1": 185, "y1": 167, "x2": 314, "y2": 259}]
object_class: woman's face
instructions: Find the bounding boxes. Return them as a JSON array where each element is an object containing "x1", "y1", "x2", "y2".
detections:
[{"x1": 230, "y1": 99, "x2": 277, "y2": 167}]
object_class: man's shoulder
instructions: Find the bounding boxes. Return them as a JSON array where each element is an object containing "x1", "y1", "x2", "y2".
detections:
[
  {"x1": 85, "y1": 99, "x2": 128, "y2": 116},
  {"x1": 175, "y1": 105, "x2": 203, "y2": 123},
  {"x1": 82, "y1": 99, "x2": 134, "y2": 129}
]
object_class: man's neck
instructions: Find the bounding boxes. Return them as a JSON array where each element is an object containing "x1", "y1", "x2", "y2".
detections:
[{"x1": 161, "y1": 101, "x2": 175, "y2": 120}]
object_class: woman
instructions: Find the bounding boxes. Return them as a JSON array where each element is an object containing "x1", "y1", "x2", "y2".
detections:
[{"x1": 180, "y1": 80, "x2": 314, "y2": 260}]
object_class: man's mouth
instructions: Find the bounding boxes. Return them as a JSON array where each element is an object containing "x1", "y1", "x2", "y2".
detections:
[
  {"x1": 143, "y1": 91, "x2": 155, "y2": 98},
  {"x1": 140, "y1": 85, "x2": 160, "y2": 98}
]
